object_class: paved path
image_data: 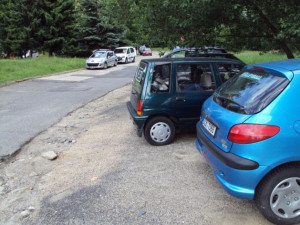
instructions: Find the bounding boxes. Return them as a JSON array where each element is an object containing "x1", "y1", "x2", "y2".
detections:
[{"x1": 0, "y1": 54, "x2": 156, "y2": 160}]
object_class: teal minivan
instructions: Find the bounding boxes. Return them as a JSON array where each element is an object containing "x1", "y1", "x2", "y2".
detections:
[{"x1": 127, "y1": 57, "x2": 245, "y2": 145}]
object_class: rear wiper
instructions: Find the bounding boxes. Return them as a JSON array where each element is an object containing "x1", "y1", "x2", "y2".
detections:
[{"x1": 215, "y1": 96, "x2": 247, "y2": 114}]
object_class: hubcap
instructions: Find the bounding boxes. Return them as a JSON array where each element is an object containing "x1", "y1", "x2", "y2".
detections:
[
  {"x1": 150, "y1": 122, "x2": 171, "y2": 143},
  {"x1": 270, "y1": 177, "x2": 300, "y2": 218}
]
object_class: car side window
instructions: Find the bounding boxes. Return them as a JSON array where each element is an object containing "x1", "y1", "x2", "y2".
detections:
[
  {"x1": 170, "y1": 50, "x2": 186, "y2": 58},
  {"x1": 151, "y1": 64, "x2": 171, "y2": 93},
  {"x1": 217, "y1": 63, "x2": 244, "y2": 83},
  {"x1": 176, "y1": 64, "x2": 215, "y2": 92}
]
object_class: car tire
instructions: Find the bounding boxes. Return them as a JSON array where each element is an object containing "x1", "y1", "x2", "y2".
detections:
[
  {"x1": 114, "y1": 60, "x2": 117, "y2": 66},
  {"x1": 144, "y1": 116, "x2": 175, "y2": 146},
  {"x1": 132, "y1": 57, "x2": 135, "y2": 62},
  {"x1": 104, "y1": 62, "x2": 108, "y2": 69},
  {"x1": 255, "y1": 164, "x2": 300, "y2": 225},
  {"x1": 125, "y1": 58, "x2": 128, "y2": 64}
]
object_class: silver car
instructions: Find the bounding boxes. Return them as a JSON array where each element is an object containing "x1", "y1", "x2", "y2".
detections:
[{"x1": 86, "y1": 50, "x2": 118, "y2": 69}]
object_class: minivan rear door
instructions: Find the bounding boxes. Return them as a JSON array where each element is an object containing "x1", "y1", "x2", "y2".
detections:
[{"x1": 130, "y1": 61, "x2": 148, "y2": 110}]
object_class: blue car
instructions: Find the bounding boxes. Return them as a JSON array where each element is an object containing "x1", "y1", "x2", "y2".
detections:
[{"x1": 195, "y1": 59, "x2": 300, "y2": 225}]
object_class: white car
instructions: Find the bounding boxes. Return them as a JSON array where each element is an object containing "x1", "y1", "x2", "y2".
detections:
[
  {"x1": 86, "y1": 50, "x2": 118, "y2": 69},
  {"x1": 114, "y1": 46, "x2": 136, "y2": 63}
]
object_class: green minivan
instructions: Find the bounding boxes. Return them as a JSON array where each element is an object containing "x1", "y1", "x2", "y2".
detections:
[{"x1": 126, "y1": 57, "x2": 245, "y2": 145}]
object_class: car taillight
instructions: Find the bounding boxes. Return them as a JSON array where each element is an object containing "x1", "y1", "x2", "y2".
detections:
[
  {"x1": 137, "y1": 100, "x2": 144, "y2": 116},
  {"x1": 228, "y1": 124, "x2": 280, "y2": 144}
]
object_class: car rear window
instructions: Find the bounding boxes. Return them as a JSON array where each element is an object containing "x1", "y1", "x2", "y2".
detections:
[
  {"x1": 213, "y1": 70, "x2": 290, "y2": 114},
  {"x1": 133, "y1": 62, "x2": 148, "y2": 93}
]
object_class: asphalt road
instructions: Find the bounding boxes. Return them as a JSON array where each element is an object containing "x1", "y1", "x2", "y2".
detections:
[{"x1": 0, "y1": 55, "x2": 152, "y2": 160}]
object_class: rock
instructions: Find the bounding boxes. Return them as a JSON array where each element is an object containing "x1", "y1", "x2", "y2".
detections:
[
  {"x1": 138, "y1": 210, "x2": 146, "y2": 216},
  {"x1": 29, "y1": 172, "x2": 38, "y2": 177},
  {"x1": 41, "y1": 151, "x2": 58, "y2": 160},
  {"x1": 21, "y1": 210, "x2": 30, "y2": 218}
]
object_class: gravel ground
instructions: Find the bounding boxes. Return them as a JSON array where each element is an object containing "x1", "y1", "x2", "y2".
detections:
[{"x1": 0, "y1": 83, "x2": 272, "y2": 225}]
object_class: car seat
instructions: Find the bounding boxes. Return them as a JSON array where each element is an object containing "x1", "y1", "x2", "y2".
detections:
[{"x1": 200, "y1": 73, "x2": 213, "y2": 90}]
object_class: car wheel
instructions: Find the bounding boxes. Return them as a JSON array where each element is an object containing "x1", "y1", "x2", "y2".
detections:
[
  {"x1": 132, "y1": 57, "x2": 135, "y2": 62},
  {"x1": 114, "y1": 60, "x2": 117, "y2": 66},
  {"x1": 103, "y1": 62, "x2": 108, "y2": 69},
  {"x1": 255, "y1": 165, "x2": 300, "y2": 225},
  {"x1": 144, "y1": 116, "x2": 175, "y2": 146},
  {"x1": 125, "y1": 58, "x2": 128, "y2": 64}
]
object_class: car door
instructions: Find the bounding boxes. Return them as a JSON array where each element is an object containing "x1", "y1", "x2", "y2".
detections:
[
  {"x1": 106, "y1": 51, "x2": 113, "y2": 66},
  {"x1": 171, "y1": 62, "x2": 216, "y2": 128}
]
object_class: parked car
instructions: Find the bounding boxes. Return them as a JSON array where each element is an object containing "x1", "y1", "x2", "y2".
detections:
[
  {"x1": 114, "y1": 46, "x2": 136, "y2": 63},
  {"x1": 163, "y1": 46, "x2": 242, "y2": 62},
  {"x1": 127, "y1": 57, "x2": 245, "y2": 146},
  {"x1": 139, "y1": 45, "x2": 146, "y2": 55},
  {"x1": 0, "y1": 52, "x2": 7, "y2": 58},
  {"x1": 23, "y1": 50, "x2": 39, "y2": 58},
  {"x1": 86, "y1": 50, "x2": 117, "y2": 69},
  {"x1": 142, "y1": 48, "x2": 152, "y2": 56},
  {"x1": 195, "y1": 59, "x2": 300, "y2": 225}
]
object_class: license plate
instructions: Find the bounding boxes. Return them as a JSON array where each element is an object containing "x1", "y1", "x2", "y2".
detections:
[{"x1": 202, "y1": 118, "x2": 216, "y2": 136}]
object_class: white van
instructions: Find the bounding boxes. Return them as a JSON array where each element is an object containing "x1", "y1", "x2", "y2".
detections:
[{"x1": 114, "y1": 46, "x2": 136, "y2": 63}]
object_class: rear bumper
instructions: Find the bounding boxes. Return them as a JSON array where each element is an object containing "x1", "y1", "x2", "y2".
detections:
[
  {"x1": 195, "y1": 123, "x2": 264, "y2": 200},
  {"x1": 126, "y1": 101, "x2": 147, "y2": 137}
]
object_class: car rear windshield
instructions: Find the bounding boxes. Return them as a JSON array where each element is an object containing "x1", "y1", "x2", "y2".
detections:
[
  {"x1": 133, "y1": 61, "x2": 148, "y2": 93},
  {"x1": 114, "y1": 48, "x2": 126, "y2": 53},
  {"x1": 213, "y1": 70, "x2": 290, "y2": 114}
]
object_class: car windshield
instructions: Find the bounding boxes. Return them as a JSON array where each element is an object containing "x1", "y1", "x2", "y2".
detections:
[
  {"x1": 213, "y1": 70, "x2": 290, "y2": 114},
  {"x1": 114, "y1": 48, "x2": 126, "y2": 53},
  {"x1": 91, "y1": 51, "x2": 105, "y2": 58},
  {"x1": 145, "y1": 48, "x2": 151, "y2": 51}
]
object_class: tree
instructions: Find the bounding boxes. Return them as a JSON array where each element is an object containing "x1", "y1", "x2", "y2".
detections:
[
  {"x1": 77, "y1": 0, "x2": 125, "y2": 52},
  {"x1": 39, "y1": 0, "x2": 77, "y2": 56},
  {"x1": 1, "y1": 0, "x2": 42, "y2": 57},
  {"x1": 222, "y1": 0, "x2": 300, "y2": 58},
  {"x1": 131, "y1": 0, "x2": 299, "y2": 58}
]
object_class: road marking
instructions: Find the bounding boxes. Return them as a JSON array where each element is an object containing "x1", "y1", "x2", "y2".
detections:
[{"x1": 37, "y1": 74, "x2": 92, "y2": 82}]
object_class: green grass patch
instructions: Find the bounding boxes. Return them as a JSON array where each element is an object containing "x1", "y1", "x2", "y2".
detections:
[
  {"x1": 0, "y1": 51, "x2": 298, "y2": 85},
  {"x1": 234, "y1": 51, "x2": 291, "y2": 64},
  {"x1": 0, "y1": 56, "x2": 85, "y2": 85}
]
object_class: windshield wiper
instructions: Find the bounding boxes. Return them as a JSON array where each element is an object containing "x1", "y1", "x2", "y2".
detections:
[{"x1": 215, "y1": 96, "x2": 247, "y2": 114}]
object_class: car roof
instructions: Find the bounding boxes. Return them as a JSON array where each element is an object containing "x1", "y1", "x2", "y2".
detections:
[
  {"x1": 247, "y1": 59, "x2": 300, "y2": 72},
  {"x1": 163, "y1": 46, "x2": 227, "y2": 57},
  {"x1": 93, "y1": 49, "x2": 111, "y2": 52},
  {"x1": 115, "y1": 46, "x2": 134, "y2": 49},
  {"x1": 141, "y1": 57, "x2": 245, "y2": 65},
  {"x1": 245, "y1": 59, "x2": 300, "y2": 81}
]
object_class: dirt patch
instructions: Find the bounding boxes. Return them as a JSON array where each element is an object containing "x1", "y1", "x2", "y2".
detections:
[{"x1": 0, "y1": 84, "x2": 271, "y2": 225}]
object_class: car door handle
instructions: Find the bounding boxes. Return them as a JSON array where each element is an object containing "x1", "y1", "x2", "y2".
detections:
[{"x1": 176, "y1": 97, "x2": 186, "y2": 102}]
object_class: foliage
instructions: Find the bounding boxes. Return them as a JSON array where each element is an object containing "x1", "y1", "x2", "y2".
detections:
[
  {"x1": 0, "y1": 0, "x2": 299, "y2": 58},
  {"x1": 76, "y1": 0, "x2": 125, "y2": 54},
  {"x1": 39, "y1": 0, "x2": 77, "y2": 56}
]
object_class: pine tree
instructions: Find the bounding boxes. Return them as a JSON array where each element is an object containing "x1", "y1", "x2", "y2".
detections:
[
  {"x1": 77, "y1": 0, "x2": 125, "y2": 51},
  {"x1": 39, "y1": 0, "x2": 76, "y2": 56},
  {"x1": 3, "y1": 0, "x2": 42, "y2": 57}
]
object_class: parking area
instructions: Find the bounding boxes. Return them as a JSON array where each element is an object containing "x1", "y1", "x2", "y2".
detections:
[{"x1": 0, "y1": 83, "x2": 272, "y2": 224}]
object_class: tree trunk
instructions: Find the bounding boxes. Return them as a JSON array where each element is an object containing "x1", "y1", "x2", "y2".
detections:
[{"x1": 252, "y1": 4, "x2": 294, "y2": 59}]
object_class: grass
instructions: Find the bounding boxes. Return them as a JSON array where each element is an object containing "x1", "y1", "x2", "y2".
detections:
[
  {"x1": 0, "y1": 50, "x2": 298, "y2": 85},
  {"x1": 234, "y1": 51, "x2": 292, "y2": 64},
  {"x1": 0, "y1": 56, "x2": 85, "y2": 85}
]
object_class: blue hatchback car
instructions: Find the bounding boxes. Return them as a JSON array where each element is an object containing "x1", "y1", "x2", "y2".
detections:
[{"x1": 196, "y1": 59, "x2": 300, "y2": 225}]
